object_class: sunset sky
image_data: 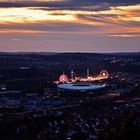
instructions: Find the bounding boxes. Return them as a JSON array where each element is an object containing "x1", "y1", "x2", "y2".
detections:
[{"x1": 0, "y1": 0, "x2": 140, "y2": 52}]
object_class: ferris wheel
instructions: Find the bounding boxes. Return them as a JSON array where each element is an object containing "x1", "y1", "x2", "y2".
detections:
[{"x1": 100, "y1": 70, "x2": 109, "y2": 78}]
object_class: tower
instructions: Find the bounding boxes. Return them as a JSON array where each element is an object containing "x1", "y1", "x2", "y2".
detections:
[
  {"x1": 71, "y1": 70, "x2": 74, "y2": 80},
  {"x1": 87, "y1": 68, "x2": 90, "y2": 78}
]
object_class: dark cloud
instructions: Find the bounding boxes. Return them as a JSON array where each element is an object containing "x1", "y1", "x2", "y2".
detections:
[
  {"x1": 0, "y1": 0, "x2": 139, "y2": 8},
  {"x1": 30, "y1": 4, "x2": 110, "y2": 12}
]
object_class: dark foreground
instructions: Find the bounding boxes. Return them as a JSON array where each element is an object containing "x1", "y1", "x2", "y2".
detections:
[
  {"x1": 0, "y1": 52, "x2": 140, "y2": 140},
  {"x1": 0, "y1": 95, "x2": 140, "y2": 140}
]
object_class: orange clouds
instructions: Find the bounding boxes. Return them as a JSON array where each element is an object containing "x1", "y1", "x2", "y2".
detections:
[
  {"x1": 0, "y1": 4, "x2": 140, "y2": 37},
  {"x1": 0, "y1": 4, "x2": 140, "y2": 23}
]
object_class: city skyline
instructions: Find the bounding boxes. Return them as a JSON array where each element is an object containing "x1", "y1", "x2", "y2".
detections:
[{"x1": 0, "y1": 0, "x2": 140, "y2": 52}]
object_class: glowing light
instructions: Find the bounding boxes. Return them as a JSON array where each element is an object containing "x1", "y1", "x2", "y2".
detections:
[
  {"x1": 59, "y1": 74, "x2": 69, "y2": 83},
  {"x1": 100, "y1": 70, "x2": 109, "y2": 78},
  {"x1": 56, "y1": 69, "x2": 109, "y2": 84}
]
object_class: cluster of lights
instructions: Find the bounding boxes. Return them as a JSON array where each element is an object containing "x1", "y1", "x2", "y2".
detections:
[
  {"x1": 55, "y1": 70, "x2": 109, "y2": 84},
  {"x1": 73, "y1": 70, "x2": 109, "y2": 82}
]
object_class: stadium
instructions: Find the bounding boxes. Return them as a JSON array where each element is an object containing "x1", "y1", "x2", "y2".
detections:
[{"x1": 57, "y1": 82, "x2": 106, "y2": 92}]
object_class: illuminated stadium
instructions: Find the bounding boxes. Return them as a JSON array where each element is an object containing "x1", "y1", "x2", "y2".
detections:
[
  {"x1": 56, "y1": 70, "x2": 109, "y2": 92},
  {"x1": 57, "y1": 82, "x2": 106, "y2": 91}
]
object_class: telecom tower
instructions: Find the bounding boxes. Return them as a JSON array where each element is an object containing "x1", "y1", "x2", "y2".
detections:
[
  {"x1": 87, "y1": 68, "x2": 90, "y2": 78},
  {"x1": 71, "y1": 70, "x2": 74, "y2": 80}
]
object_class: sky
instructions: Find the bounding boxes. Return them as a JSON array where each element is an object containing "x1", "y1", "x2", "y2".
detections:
[{"x1": 0, "y1": 0, "x2": 140, "y2": 52}]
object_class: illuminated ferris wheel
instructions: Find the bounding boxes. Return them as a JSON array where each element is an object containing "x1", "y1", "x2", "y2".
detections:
[
  {"x1": 100, "y1": 70, "x2": 109, "y2": 78},
  {"x1": 59, "y1": 74, "x2": 69, "y2": 83}
]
